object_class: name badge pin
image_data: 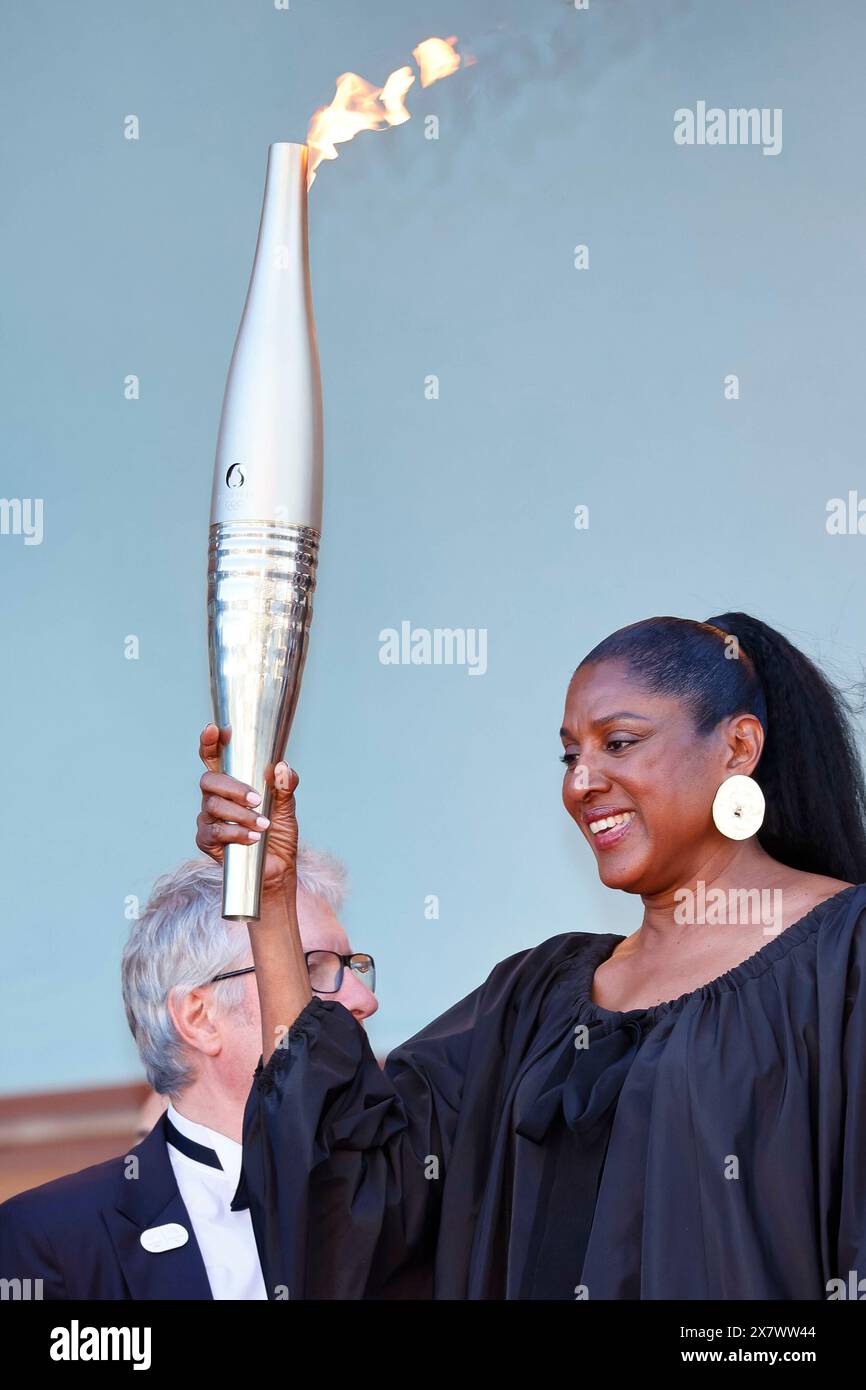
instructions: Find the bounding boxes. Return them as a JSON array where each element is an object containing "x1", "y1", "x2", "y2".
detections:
[{"x1": 140, "y1": 1223, "x2": 189, "y2": 1253}]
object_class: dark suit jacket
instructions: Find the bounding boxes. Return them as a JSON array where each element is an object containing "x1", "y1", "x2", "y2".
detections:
[{"x1": 0, "y1": 1114, "x2": 213, "y2": 1299}]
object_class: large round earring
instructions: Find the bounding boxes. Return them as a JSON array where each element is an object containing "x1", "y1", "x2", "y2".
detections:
[{"x1": 712, "y1": 774, "x2": 765, "y2": 840}]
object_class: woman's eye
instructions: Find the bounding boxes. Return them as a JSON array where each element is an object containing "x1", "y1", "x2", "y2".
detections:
[{"x1": 560, "y1": 739, "x2": 638, "y2": 763}]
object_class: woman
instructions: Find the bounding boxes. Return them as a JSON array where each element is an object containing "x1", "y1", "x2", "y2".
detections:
[{"x1": 196, "y1": 612, "x2": 866, "y2": 1299}]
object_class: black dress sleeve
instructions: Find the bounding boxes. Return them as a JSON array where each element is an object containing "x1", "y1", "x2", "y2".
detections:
[
  {"x1": 236, "y1": 933, "x2": 584, "y2": 1300},
  {"x1": 238, "y1": 983, "x2": 482, "y2": 1300},
  {"x1": 836, "y1": 912, "x2": 866, "y2": 1281}
]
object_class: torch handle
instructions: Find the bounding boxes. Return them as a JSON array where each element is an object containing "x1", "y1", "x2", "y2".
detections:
[{"x1": 207, "y1": 519, "x2": 319, "y2": 920}]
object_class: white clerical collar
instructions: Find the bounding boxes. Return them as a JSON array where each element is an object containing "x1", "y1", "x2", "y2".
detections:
[{"x1": 166, "y1": 1103, "x2": 242, "y2": 1187}]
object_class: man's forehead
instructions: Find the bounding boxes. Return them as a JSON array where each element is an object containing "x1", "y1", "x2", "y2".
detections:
[{"x1": 297, "y1": 889, "x2": 349, "y2": 949}]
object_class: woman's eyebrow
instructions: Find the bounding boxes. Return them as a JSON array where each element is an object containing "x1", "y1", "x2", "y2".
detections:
[
  {"x1": 560, "y1": 711, "x2": 651, "y2": 738},
  {"x1": 591, "y1": 711, "x2": 651, "y2": 727}
]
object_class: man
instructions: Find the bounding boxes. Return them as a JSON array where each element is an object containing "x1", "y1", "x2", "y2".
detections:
[{"x1": 0, "y1": 729, "x2": 377, "y2": 1299}]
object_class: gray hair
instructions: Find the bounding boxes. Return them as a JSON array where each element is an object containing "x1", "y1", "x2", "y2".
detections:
[{"x1": 121, "y1": 844, "x2": 347, "y2": 1096}]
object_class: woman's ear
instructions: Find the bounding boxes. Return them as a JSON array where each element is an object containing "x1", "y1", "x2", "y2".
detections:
[{"x1": 722, "y1": 713, "x2": 764, "y2": 777}]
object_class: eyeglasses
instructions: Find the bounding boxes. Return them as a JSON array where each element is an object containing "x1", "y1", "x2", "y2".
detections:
[{"x1": 211, "y1": 951, "x2": 376, "y2": 995}]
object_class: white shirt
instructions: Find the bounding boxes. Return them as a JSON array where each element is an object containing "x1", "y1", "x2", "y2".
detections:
[{"x1": 166, "y1": 1103, "x2": 268, "y2": 1301}]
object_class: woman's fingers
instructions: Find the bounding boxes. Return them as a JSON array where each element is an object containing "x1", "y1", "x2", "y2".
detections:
[
  {"x1": 199, "y1": 768, "x2": 262, "y2": 807},
  {"x1": 202, "y1": 793, "x2": 270, "y2": 833},
  {"x1": 198, "y1": 722, "x2": 232, "y2": 775},
  {"x1": 258, "y1": 762, "x2": 299, "y2": 884},
  {"x1": 271, "y1": 762, "x2": 299, "y2": 796},
  {"x1": 196, "y1": 810, "x2": 264, "y2": 851},
  {"x1": 199, "y1": 723, "x2": 222, "y2": 773},
  {"x1": 196, "y1": 734, "x2": 300, "y2": 877},
  {"x1": 199, "y1": 725, "x2": 263, "y2": 806}
]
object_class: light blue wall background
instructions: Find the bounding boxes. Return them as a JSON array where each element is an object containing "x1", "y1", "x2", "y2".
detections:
[{"x1": 3, "y1": 0, "x2": 865, "y2": 1092}]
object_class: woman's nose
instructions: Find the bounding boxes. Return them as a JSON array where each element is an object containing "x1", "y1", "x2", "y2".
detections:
[{"x1": 565, "y1": 760, "x2": 609, "y2": 802}]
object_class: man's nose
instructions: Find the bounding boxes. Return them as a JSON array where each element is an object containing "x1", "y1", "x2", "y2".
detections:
[{"x1": 339, "y1": 972, "x2": 379, "y2": 1021}]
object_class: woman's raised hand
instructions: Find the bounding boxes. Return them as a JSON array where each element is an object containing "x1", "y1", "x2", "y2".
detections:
[{"x1": 195, "y1": 723, "x2": 299, "y2": 888}]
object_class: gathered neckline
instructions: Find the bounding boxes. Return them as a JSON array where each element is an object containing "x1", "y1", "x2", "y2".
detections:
[{"x1": 566, "y1": 882, "x2": 862, "y2": 1025}]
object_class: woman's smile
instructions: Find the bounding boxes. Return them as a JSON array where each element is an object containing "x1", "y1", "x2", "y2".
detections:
[{"x1": 585, "y1": 807, "x2": 636, "y2": 850}]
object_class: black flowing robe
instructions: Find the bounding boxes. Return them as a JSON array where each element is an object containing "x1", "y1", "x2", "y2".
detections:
[{"x1": 235, "y1": 884, "x2": 866, "y2": 1299}]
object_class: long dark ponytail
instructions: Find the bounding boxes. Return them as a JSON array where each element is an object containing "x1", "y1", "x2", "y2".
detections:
[{"x1": 578, "y1": 612, "x2": 866, "y2": 883}]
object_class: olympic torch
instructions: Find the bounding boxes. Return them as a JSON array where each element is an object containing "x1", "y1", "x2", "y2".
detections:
[{"x1": 207, "y1": 142, "x2": 323, "y2": 921}]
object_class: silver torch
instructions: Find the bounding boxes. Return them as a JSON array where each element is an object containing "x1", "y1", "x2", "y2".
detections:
[{"x1": 207, "y1": 142, "x2": 323, "y2": 922}]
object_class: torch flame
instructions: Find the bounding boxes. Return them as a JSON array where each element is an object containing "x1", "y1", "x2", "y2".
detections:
[
  {"x1": 380, "y1": 66, "x2": 415, "y2": 125},
  {"x1": 413, "y1": 36, "x2": 461, "y2": 87},
  {"x1": 307, "y1": 36, "x2": 463, "y2": 186}
]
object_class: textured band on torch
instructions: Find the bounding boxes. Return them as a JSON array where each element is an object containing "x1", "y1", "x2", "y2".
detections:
[{"x1": 207, "y1": 519, "x2": 320, "y2": 920}]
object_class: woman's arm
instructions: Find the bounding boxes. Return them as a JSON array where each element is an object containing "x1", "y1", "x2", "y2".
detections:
[
  {"x1": 195, "y1": 724, "x2": 312, "y2": 1058},
  {"x1": 194, "y1": 722, "x2": 480, "y2": 1299},
  {"x1": 253, "y1": 874, "x2": 312, "y2": 1061}
]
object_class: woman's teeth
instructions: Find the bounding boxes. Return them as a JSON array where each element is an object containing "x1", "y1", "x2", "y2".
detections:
[{"x1": 588, "y1": 811, "x2": 635, "y2": 835}]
